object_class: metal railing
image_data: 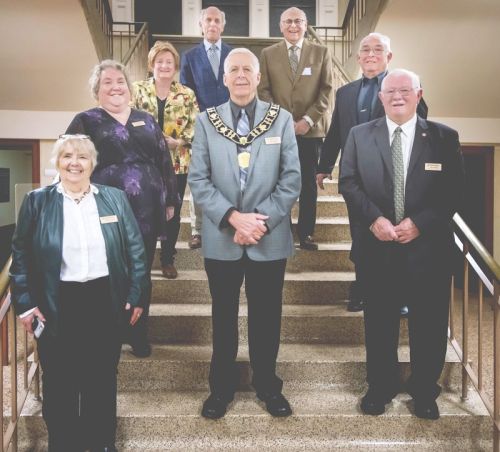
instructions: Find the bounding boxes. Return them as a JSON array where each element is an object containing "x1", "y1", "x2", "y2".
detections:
[
  {"x1": 0, "y1": 257, "x2": 41, "y2": 452},
  {"x1": 449, "y1": 213, "x2": 500, "y2": 451},
  {"x1": 312, "y1": 0, "x2": 366, "y2": 66},
  {"x1": 113, "y1": 21, "x2": 150, "y2": 82}
]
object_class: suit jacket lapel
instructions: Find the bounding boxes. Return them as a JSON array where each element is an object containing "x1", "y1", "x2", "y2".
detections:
[
  {"x1": 407, "y1": 117, "x2": 430, "y2": 180},
  {"x1": 198, "y1": 42, "x2": 219, "y2": 83},
  {"x1": 294, "y1": 40, "x2": 310, "y2": 83},
  {"x1": 373, "y1": 118, "x2": 393, "y2": 179},
  {"x1": 219, "y1": 42, "x2": 230, "y2": 81},
  {"x1": 345, "y1": 79, "x2": 362, "y2": 127},
  {"x1": 277, "y1": 41, "x2": 295, "y2": 83},
  {"x1": 217, "y1": 103, "x2": 241, "y2": 187}
]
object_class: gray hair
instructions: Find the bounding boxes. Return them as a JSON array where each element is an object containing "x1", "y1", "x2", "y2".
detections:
[
  {"x1": 280, "y1": 7, "x2": 307, "y2": 23},
  {"x1": 52, "y1": 134, "x2": 98, "y2": 171},
  {"x1": 381, "y1": 68, "x2": 421, "y2": 90},
  {"x1": 224, "y1": 48, "x2": 260, "y2": 74},
  {"x1": 359, "y1": 32, "x2": 391, "y2": 53},
  {"x1": 88, "y1": 59, "x2": 133, "y2": 100},
  {"x1": 199, "y1": 7, "x2": 226, "y2": 28}
]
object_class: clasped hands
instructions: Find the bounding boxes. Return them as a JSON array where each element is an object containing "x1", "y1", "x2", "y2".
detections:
[
  {"x1": 228, "y1": 211, "x2": 268, "y2": 245},
  {"x1": 370, "y1": 216, "x2": 420, "y2": 244}
]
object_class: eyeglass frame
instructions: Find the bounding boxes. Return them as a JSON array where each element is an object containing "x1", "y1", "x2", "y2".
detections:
[
  {"x1": 58, "y1": 134, "x2": 91, "y2": 140},
  {"x1": 281, "y1": 18, "x2": 306, "y2": 26},
  {"x1": 380, "y1": 87, "x2": 420, "y2": 97},
  {"x1": 359, "y1": 47, "x2": 387, "y2": 56}
]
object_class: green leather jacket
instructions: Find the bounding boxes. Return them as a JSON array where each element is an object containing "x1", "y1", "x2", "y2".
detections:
[{"x1": 10, "y1": 184, "x2": 147, "y2": 337}]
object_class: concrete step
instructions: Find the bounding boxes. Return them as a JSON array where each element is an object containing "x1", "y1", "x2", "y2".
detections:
[
  {"x1": 151, "y1": 270, "x2": 354, "y2": 304},
  {"x1": 147, "y1": 303, "x2": 408, "y2": 345},
  {"x1": 176, "y1": 217, "x2": 351, "y2": 242},
  {"x1": 18, "y1": 387, "x2": 490, "y2": 451},
  {"x1": 117, "y1": 343, "x2": 462, "y2": 391},
  {"x1": 153, "y1": 242, "x2": 354, "y2": 272},
  {"x1": 180, "y1": 194, "x2": 348, "y2": 218}
]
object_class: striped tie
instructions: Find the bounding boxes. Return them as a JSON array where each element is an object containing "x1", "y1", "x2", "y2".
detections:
[
  {"x1": 237, "y1": 109, "x2": 251, "y2": 191},
  {"x1": 391, "y1": 127, "x2": 405, "y2": 224},
  {"x1": 208, "y1": 44, "x2": 219, "y2": 79},
  {"x1": 289, "y1": 46, "x2": 299, "y2": 75}
]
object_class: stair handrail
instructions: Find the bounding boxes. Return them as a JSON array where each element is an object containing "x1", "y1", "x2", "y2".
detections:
[
  {"x1": 113, "y1": 21, "x2": 150, "y2": 83},
  {"x1": 449, "y1": 212, "x2": 500, "y2": 451},
  {"x1": 0, "y1": 256, "x2": 41, "y2": 452},
  {"x1": 79, "y1": 0, "x2": 114, "y2": 60}
]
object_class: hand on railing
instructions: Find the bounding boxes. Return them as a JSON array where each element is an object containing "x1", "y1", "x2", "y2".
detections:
[{"x1": 19, "y1": 307, "x2": 46, "y2": 335}]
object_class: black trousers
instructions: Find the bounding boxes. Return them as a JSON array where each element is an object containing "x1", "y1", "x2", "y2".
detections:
[
  {"x1": 37, "y1": 277, "x2": 122, "y2": 452},
  {"x1": 296, "y1": 136, "x2": 321, "y2": 240},
  {"x1": 364, "y1": 245, "x2": 451, "y2": 401},
  {"x1": 204, "y1": 254, "x2": 287, "y2": 399},
  {"x1": 160, "y1": 173, "x2": 188, "y2": 266}
]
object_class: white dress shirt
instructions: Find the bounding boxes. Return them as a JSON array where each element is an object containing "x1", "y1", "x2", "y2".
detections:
[{"x1": 58, "y1": 183, "x2": 109, "y2": 282}]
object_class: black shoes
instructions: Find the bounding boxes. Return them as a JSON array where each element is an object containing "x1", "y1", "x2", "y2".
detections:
[
  {"x1": 257, "y1": 392, "x2": 292, "y2": 417},
  {"x1": 201, "y1": 393, "x2": 232, "y2": 419},
  {"x1": 347, "y1": 298, "x2": 365, "y2": 312},
  {"x1": 414, "y1": 399, "x2": 440, "y2": 420},
  {"x1": 299, "y1": 236, "x2": 318, "y2": 251},
  {"x1": 360, "y1": 389, "x2": 397, "y2": 415},
  {"x1": 130, "y1": 341, "x2": 152, "y2": 358}
]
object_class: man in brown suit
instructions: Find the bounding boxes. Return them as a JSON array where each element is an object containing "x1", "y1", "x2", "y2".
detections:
[{"x1": 259, "y1": 7, "x2": 333, "y2": 250}]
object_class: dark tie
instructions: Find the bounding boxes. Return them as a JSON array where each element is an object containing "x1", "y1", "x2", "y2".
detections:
[
  {"x1": 391, "y1": 127, "x2": 405, "y2": 224},
  {"x1": 208, "y1": 44, "x2": 219, "y2": 79},
  {"x1": 237, "y1": 109, "x2": 251, "y2": 191},
  {"x1": 359, "y1": 77, "x2": 378, "y2": 123},
  {"x1": 289, "y1": 46, "x2": 299, "y2": 75}
]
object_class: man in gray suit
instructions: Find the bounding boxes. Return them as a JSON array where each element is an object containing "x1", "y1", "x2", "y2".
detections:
[{"x1": 188, "y1": 48, "x2": 301, "y2": 420}]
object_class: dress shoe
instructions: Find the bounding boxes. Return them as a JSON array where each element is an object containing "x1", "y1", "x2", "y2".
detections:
[
  {"x1": 257, "y1": 392, "x2": 292, "y2": 417},
  {"x1": 400, "y1": 305, "x2": 409, "y2": 317},
  {"x1": 360, "y1": 390, "x2": 395, "y2": 415},
  {"x1": 299, "y1": 236, "x2": 318, "y2": 251},
  {"x1": 162, "y1": 263, "x2": 178, "y2": 279},
  {"x1": 130, "y1": 341, "x2": 152, "y2": 358},
  {"x1": 414, "y1": 399, "x2": 440, "y2": 420},
  {"x1": 347, "y1": 298, "x2": 365, "y2": 312},
  {"x1": 201, "y1": 393, "x2": 232, "y2": 419},
  {"x1": 188, "y1": 234, "x2": 202, "y2": 249}
]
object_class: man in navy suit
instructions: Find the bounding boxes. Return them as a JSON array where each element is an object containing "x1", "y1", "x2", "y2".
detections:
[
  {"x1": 340, "y1": 69, "x2": 464, "y2": 420},
  {"x1": 180, "y1": 6, "x2": 232, "y2": 250},
  {"x1": 317, "y1": 33, "x2": 428, "y2": 313}
]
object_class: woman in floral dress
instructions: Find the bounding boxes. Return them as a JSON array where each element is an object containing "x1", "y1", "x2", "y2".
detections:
[
  {"x1": 66, "y1": 59, "x2": 178, "y2": 357},
  {"x1": 132, "y1": 41, "x2": 199, "y2": 280}
]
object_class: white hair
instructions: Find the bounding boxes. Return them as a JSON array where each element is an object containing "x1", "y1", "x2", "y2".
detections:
[
  {"x1": 224, "y1": 48, "x2": 260, "y2": 74},
  {"x1": 359, "y1": 32, "x2": 391, "y2": 53},
  {"x1": 381, "y1": 68, "x2": 421, "y2": 89},
  {"x1": 199, "y1": 7, "x2": 226, "y2": 27}
]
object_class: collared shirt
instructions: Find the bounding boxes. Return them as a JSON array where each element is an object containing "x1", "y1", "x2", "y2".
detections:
[
  {"x1": 386, "y1": 114, "x2": 418, "y2": 188},
  {"x1": 357, "y1": 70, "x2": 387, "y2": 116},
  {"x1": 57, "y1": 183, "x2": 109, "y2": 282},
  {"x1": 229, "y1": 96, "x2": 257, "y2": 129},
  {"x1": 284, "y1": 38, "x2": 305, "y2": 61},
  {"x1": 204, "y1": 38, "x2": 222, "y2": 54}
]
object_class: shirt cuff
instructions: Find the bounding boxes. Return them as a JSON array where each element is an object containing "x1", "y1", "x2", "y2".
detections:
[
  {"x1": 220, "y1": 207, "x2": 237, "y2": 228},
  {"x1": 303, "y1": 115, "x2": 314, "y2": 127},
  {"x1": 19, "y1": 307, "x2": 36, "y2": 318}
]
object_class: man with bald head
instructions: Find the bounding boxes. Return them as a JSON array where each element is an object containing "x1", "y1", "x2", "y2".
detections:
[
  {"x1": 340, "y1": 69, "x2": 464, "y2": 419},
  {"x1": 318, "y1": 33, "x2": 428, "y2": 313},
  {"x1": 259, "y1": 7, "x2": 333, "y2": 251}
]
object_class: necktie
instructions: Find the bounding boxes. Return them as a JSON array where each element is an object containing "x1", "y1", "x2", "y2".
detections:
[
  {"x1": 237, "y1": 109, "x2": 251, "y2": 191},
  {"x1": 289, "y1": 46, "x2": 299, "y2": 75},
  {"x1": 359, "y1": 77, "x2": 378, "y2": 123},
  {"x1": 391, "y1": 127, "x2": 405, "y2": 224},
  {"x1": 208, "y1": 44, "x2": 219, "y2": 79}
]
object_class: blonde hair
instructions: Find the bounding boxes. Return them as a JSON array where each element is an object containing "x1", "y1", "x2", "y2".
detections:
[
  {"x1": 148, "y1": 41, "x2": 180, "y2": 72},
  {"x1": 52, "y1": 134, "x2": 98, "y2": 171}
]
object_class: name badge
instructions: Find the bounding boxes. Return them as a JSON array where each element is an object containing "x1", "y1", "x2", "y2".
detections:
[
  {"x1": 265, "y1": 137, "x2": 281, "y2": 145},
  {"x1": 302, "y1": 67, "x2": 312, "y2": 76},
  {"x1": 425, "y1": 163, "x2": 442, "y2": 171},
  {"x1": 100, "y1": 215, "x2": 118, "y2": 224},
  {"x1": 132, "y1": 121, "x2": 145, "y2": 127}
]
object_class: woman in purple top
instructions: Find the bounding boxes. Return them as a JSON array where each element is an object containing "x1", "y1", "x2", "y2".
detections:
[{"x1": 66, "y1": 60, "x2": 178, "y2": 357}]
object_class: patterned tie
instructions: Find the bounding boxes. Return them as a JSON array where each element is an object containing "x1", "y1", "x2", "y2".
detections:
[
  {"x1": 359, "y1": 77, "x2": 377, "y2": 123},
  {"x1": 391, "y1": 127, "x2": 405, "y2": 224},
  {"x1": 289, "y1": 46, "x2": 299, "y2": 75},
  {"x1": 208, "y1": 44, "x2": 219, "y2": 79},
  {"x1": 236, "y1": 109, "x2": 251, "y2": 191}
]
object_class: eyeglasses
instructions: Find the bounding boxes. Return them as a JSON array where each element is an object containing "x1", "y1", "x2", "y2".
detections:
[
  {"x1": 282, "y1": 18, "x2": 306, "y2": 26},
  {"x1": 58, "y1": 134, "x2": 91, "y2": 140},
  {"x1": 359, "y1": 47, "x2": 386, "y2": 56},
  {"x1": 381, "y1": 88, "x2": 418, "y2": 97}
]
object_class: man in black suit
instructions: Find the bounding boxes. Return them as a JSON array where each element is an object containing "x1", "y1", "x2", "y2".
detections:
[
  {"x1": 339, "y1": 69, "x2": 464, "y2": 419},
  {"x1": 317, "y1": 33, "x2": 427, "y2": 312}
]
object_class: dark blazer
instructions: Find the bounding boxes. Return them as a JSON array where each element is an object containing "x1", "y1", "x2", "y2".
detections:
[
  {"x1": 318, "y1": 77, "x2": 429, "y2": 174},
  {"x1": 339, "y1": 116, "x2": 464, "y2": 272},
  {"x1": 10, "y1": 184, "x2": 147, "y2": 336},
  {"x1": 180, "y1": 41, "x2": 232, "y2": 112}
]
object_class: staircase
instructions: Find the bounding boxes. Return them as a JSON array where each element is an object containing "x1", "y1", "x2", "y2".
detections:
[{"x1": 18, "y1": 169, "x2": 491, "y2": 451}]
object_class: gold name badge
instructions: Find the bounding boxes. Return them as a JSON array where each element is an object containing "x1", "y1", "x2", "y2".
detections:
[
  {"x1": 100, "y1": 215, "x2": 119, "y2": 224},
  {"x1": 238, "y1": 151, "x2": 251, "y2": 169},
  {"x1": 132, "y1": 121, "x2": 146, "y2": 127},
  {"x1": 425, "y1": 163, "x2": 442, "y2": 171}
]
